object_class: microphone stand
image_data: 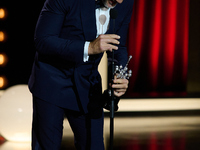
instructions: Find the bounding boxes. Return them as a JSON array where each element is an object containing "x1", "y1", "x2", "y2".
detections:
[
  {"x1": 110, "y1": 47, "x2": 115, "y2": 150},
  {"x1": 109, "y1": 8, "x2": 118, "y2": 150},
  {"x1": 108, "y1": 9, "x2": 132, "y2": 149}
]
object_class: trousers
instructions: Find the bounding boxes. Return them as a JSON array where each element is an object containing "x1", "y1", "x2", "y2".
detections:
[{"x1": 32, "y1": 96, "x2": 105, "y2": 150}]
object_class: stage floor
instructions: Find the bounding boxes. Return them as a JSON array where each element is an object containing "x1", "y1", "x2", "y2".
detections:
[
  {"x1": 0, "y1": 114, "x2": 200, "y2": 150},
  {"x1": 61, "y1": 114, "x2": 200, "y2": 150}
]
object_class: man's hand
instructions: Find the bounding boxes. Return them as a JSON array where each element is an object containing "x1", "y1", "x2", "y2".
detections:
[
  {"x1": 88, "y1": 34, "x2": 120, "y2": 55},
  {"x1": 111, "y1": 77, "x2": 129, "y2": 97}
]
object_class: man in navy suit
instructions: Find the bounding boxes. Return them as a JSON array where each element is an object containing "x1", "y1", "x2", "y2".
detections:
[{"x1": 29, "y1": 0, "x2": 134, "y2": 149}]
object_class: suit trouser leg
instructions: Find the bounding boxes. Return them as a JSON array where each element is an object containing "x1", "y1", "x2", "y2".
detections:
[
  {"x1": 32, "y1": 97, "x2": 65, "y2": 150},
  {"x1": 66, "y1": 109, "x2": 105, "y2": 150},
  {"x1": 32, "y1": 96, "x2": 104, "y2": 150}
]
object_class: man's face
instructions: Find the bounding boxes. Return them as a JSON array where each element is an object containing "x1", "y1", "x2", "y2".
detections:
[{"x1": 102, "y1": 0, "x2": 123, "y2": 8}]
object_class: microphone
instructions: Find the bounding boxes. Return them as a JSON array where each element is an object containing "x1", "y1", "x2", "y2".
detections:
[
  {"x1": 110, "y1": 9, "x2": 118, "y2": 33},
  {"x1": 110, "y1": 8, "x2": 118, "y2": 20}
]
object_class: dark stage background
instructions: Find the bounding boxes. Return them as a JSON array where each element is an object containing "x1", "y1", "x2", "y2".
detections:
[{"x1": 0, "y1": 0, "x2": 200, "y2": 98}]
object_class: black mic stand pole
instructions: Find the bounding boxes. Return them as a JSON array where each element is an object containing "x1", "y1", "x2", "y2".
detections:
[
  {"x1": 109, "y1": 9, "x2": 118, "y2": 150},
  {"x1": 110, "y1": 52, "x2": 115, "y2": 150},
  {"x1": 110, "y1": 47, "x2": 115, "y2": 150}
]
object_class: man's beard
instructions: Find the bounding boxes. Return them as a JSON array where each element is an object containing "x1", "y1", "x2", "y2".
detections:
[{"x1": 102, "y1": 0, "x2": 117, "y2": 9}]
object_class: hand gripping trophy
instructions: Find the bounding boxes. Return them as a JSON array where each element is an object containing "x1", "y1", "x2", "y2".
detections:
[{"x1": 103, "y1": 55, "x2": 132, "y2": 111}]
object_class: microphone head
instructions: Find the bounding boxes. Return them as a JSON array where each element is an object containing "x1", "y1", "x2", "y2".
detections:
[{"x1": 110, "y1": 9, "x2": 118, "y2": 19}]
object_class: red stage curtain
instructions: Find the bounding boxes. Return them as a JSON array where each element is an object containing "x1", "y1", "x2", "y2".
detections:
[{"x1": 125, "y1": 0, "x2": 189, "y2": 97}]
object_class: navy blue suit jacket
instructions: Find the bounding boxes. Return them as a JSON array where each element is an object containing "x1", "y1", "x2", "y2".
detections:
[{"x1": 29, "y1": 0, "x2": 134, "y2": 113}]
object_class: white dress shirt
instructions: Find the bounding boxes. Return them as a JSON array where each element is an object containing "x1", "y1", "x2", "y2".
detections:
[{"x1": 83, "y1": 7, "x2": 111, "y2": 62}]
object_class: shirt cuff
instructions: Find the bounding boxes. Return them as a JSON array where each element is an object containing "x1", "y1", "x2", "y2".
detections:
[{"x1": 83, "y1": 41, "x2": 90, "y2": 62}]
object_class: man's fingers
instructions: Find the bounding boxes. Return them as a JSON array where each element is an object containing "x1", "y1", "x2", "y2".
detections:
[
  {"x1": 112, "y1": 84, "x2": 128, "y2": 89},
  {"x1": 112, "y1": 79, "x2": 129, "y2": 89},
  {"x1": 88, "y1": 34, "x2": 120, "y2": 55},
  {"x1": 102, "y1": 43, "x2": 118, "y2": 52},
  {"x1": 99, "y1": 35, "x2": 120, "y2": 51},
  {"x1": 98, "y1": 34, "x2": 120, "y2": 46},
  {"x1": 99, "y1": 34, "x2": 120, "y2": 40},
  {"x1": 114, "y1": 88, "x2": 127, "y2": 92},
  {"x1": 114, "y1": 91, "x2": 125, "y2": 97},
  {"x1": 106, "y1": 38, "x2": 120, "y2": 45},
  {"x1": 113, "y1": 78, "x2": 129, "y2": 84}
]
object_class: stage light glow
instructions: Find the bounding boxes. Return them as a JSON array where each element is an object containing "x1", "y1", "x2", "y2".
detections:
[
  {"x1": 0, "y1": 77, "x2": 6, "y2": 88},
  {"x1": 0, "y1": 8, "x2": 6, "y2": 19},
  {"x1": 0, "y1": 31, "x2": 5, "y2": 42},
  {"x1": 0, "y1": 54, "x2": 4, "y2": 65},
  {"x1": 0, "y1": 54, "x2": 8, "y2": 66},
  {"x1": 0, "y1": 85, "x2": 32, "y2": 142}
]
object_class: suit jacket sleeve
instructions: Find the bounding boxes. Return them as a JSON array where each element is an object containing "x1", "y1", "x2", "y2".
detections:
[{"x1": 34, "y1": 0, "x2": 85, "y2": 64}]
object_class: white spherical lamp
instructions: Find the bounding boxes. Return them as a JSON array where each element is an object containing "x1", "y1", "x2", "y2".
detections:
[{"x1": 0, "y1": 85, "x2": 32, "y2": 142}]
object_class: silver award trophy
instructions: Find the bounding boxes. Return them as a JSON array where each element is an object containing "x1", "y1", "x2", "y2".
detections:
[
  {"x1": 114, "y1": 55, "x2": 132, "y2": 80},
  {"x1": 108, "y1": 55, "x2": 132, "y2": 97}
]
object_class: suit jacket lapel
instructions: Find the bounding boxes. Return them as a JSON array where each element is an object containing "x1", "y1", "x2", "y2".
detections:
[{"x1": 81, "y1": 0, "x2": 97, "y2": 41}]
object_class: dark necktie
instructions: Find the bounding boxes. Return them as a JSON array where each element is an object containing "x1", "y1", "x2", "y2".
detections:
[{"x1": 95, "y1": 0, "x2": 104, "y2": 9}]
